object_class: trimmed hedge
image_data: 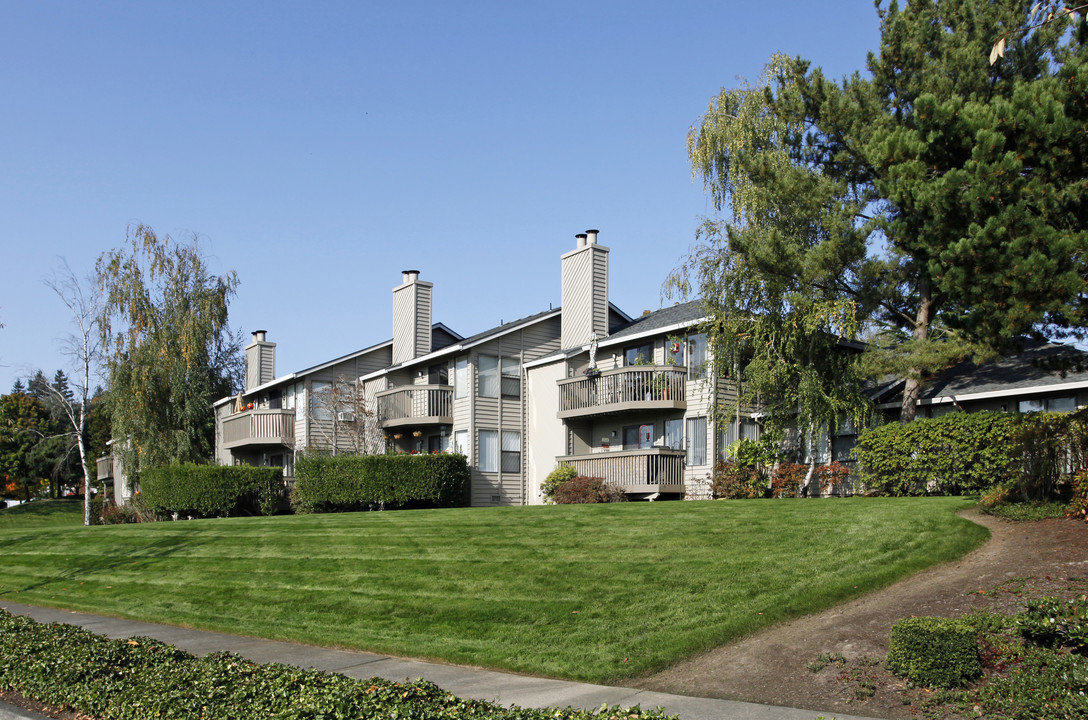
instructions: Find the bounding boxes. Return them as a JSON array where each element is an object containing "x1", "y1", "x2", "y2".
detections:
[
  {"x1": 293, "y1": 453, "x2": 469, "y2": 512},
  {"x1": 140, "y1": 464, "x2": 285, "y2": 518},
  {"x1": 0, "y1": 610, "x2": 676, "y2": 720},
  {"x1": 886, "y1": 616, "x2": 981, "y2": 688},
  {"x1": 854, "y1": 412, "x2": 1017, "y2": 495}
]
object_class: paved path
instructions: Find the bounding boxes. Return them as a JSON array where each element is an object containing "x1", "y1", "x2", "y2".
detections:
[{"x1": 0, "y1": 602, "x2": 884, "y2": 720}]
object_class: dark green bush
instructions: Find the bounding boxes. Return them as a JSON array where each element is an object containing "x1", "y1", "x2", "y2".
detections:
[
  {"x1": 293, "y1": 452, "x2": 469, "y2": 512},
  {"x1": 710, "y1": 460, "x2": 766, "y2": 499},
  {"x1": 140, "y1": 464, "x2": 286, "y2": 519},
  {"x1": 886, "y1": 616, "x2": 982, "y2": 688},
  {"x1": 552, "y1": 476, "x2": 626, "y2": 504},
  {"x1": 0, "y1": 610, "x2": 676, "y2": 720}
]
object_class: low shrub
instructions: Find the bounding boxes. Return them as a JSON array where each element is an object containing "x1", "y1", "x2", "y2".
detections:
[
  {"x1": 710, "y1": 460, "x2": 766, "y2": 499},
  {"x1": 770, "y1": 462, "x2": 807, "y2": 498},
  {"x1": 886, "y1": 616, "x2": 982, "y2": 688},
  {"x1": 293, "y1": 452, "x2": 469, "y2": 512},
  {"x1": 99, "y1": 501, "x2": 141, "y2": 525},
  {"x1": 1070, "y1": 468, "x2": 1088, "y2": 522},
  {"x1": 815, "y1": 461, "x2": 852, "y2": 497},
  {"x1": 552, "y1": 476, "x2": 626, "y2": 504},
  {"x1": 140, "y1": 464, "x2": 286, "y2": 519},
  {"x1": 0, "y1": 610, "x2": 676, "y2": 720},
  {"x1": 543, "y1": 464, "x2": 579, "y2": 503},
  {"x1": 1016, "y1": 596, "x2": 1088, "y2": 653}
]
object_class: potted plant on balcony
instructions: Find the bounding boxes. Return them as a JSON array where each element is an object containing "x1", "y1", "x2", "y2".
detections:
[{"x1": 583, "y1": 366, "x2": 601, "y2": 380}]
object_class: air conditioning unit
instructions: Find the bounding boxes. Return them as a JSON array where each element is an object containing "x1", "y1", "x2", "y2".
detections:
[{"x1": 336, "y1": 411, "x2": 356, "y2": 422}]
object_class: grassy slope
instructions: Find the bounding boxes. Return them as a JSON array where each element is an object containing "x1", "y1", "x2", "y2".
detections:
[
  {"x1": 0, "y1": 497, "x2": 987, "y2": 682},
  {"x1": 0, "y1": 499, "x2": 83, "y2": 528}
]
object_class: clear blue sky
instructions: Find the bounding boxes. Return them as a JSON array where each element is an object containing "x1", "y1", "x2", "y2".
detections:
[{"x1": 0, "y1": 1, "x2": 882, "y2": 393}]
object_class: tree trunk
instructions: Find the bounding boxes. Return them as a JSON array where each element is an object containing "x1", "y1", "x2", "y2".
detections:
[{"x1": 901, "y1": 275, "x2": 933, "y2": 423}]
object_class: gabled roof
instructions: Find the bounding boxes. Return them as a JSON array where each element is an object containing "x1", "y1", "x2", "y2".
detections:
[
  {"x1": 919, "y1": 340, "x2": 1088, "y2": 402},
  {"x1": 605, "y1": 300, "x2": 705, "y2": 343}
]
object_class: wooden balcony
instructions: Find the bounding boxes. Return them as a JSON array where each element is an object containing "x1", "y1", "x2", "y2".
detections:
[
  {"x1": 96, "y1": 456, "x2": 114, "y2": 481},
  {"x1": 557, "y1": 366, "x2": 687, "y2": 419},
  {"x1": 557, "y1": 448, "x2": 687, "y2": 494},
  {"x1": 222, "y1": 408, "x2": 295, "y2": 449},
  {"x1": 377, "y1": 385, "x2": 453, "y2": 429}
]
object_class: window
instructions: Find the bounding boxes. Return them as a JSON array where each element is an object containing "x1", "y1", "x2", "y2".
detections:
[
  {"x1": 687, "y1": 334, "x2": 708, "y2": 379},
  {"x1": 667, "y1": 338, "x2": 685, "y2": 366},
  {"x1": 687, "y1": 417, "x2": 708, "y2": 465},
  {"x1": 478, "y1": 355, "x2": 499, "y2": 398},
  {"x1": 623, "y1": 424, "x2": 654, "y2": 450},
  {"x1": 428, "y1": 363, "x2": 449, "y2": 385},
  {"x1": 478, "y1": 429, "x2": 498, "y2": 472},
  {"x1": 454, "y1": 359, "x2": 469, "y2": 399},
  {"x1": 311, "y1": 381, "x2": 331, "y2": 421},
  {"x1": 284, "y1": 384, "x2": 296, "y2": 411},
  {"x1": 1020, "y1": 395, "x2": 1077, "y2": 413},
  {"x1": 269, "y1": 389, "x2": 282, "y2": 410},
  {"x1": 831, "y1": 418, "x2": 856, "y2": 462},
  {"x1": 625, "y1": 342, "x2": 654, "y2": 366},
  {"x1": 453, "y1": 430, "x2": 469, "y2": 459},
  {"x1": 718, "y1": 416, "x2": 760, "y2": 457},
  {"x1": 664, "y1": 418, "x2": 684, "y2": 450},
  {"x1": 501, "y1": 357, "x2": 521, "y2": 398},
  {"x1": 501, "y1": 431, "x2": 521, "y2": 473}
]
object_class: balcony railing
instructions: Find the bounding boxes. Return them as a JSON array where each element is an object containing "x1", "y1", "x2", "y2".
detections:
[
  {"x1": 557, "y1": 448, "x2": 687, "y2": 494},
  {"x1": 96, "y1": 456, "x2": 114, "y2": 481},
  {"x1": 376, "y1": 385, "x2": 453, "y2": 429},
  {"x1": 222, "y1": 408, "x2": 295, "y2": 449},
  {"x1": 557, "y1": 366, "x2": 687, "y2": 419}
]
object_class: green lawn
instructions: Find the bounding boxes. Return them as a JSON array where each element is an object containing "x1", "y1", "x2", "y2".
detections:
[
  {"x1": 0, "y1": 499, "x2": 84, "y2": 528},
  {"x1": 0, "y1": 497, "x2": 987, "y2": 682}
]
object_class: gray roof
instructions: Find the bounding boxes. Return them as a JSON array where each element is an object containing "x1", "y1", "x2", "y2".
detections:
[
  {"x1": 606, "y1": 300, "x2": 705, "y2": 341},
  {"x1": 920, "y1": 341, "x2": 1088, "y2": 399}
]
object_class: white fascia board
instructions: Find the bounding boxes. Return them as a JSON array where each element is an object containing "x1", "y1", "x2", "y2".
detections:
[
  {"x1": 597, "y1": 317, "x2": 709, "y2": 349},
  {"x1": 213, "y1": 373, "x2": 299, "y2": 406},
  {"x1": 917, "y1": 379, "x2": 1088, "y2": 406}
]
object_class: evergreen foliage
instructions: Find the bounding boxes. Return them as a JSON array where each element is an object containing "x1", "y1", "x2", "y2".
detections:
[
  {"x1": 886, "y1": 616, "x2": 982, "y2": 688},
  {"x1": 672, "y1": 0, "x2": 1088, "y2": 425},
  {"x1": 293, "y1": 453, "x2": 470, "y2": 512},
  {"x1": 140, "y1": 464, "x2": 286, "y2": 518}
]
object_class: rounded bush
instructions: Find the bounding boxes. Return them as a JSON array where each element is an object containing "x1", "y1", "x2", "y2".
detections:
[{"x1": 886, "y1": 616, "x2": 981, "y2": 688}]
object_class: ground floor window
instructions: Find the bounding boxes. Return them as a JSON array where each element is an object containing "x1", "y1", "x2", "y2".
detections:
[
  {"x1": 687, "y1": 416, "x2": 708, "y2": 465},
  {"x1": 501, "y1": 431, "x2": 521, "y2": 473},
  {"x1": 478, "y1": 429, "x2": 498, "y2": 472},
  {"x1": 454, "y1": 429, "x2": 469, "y2": 459}
]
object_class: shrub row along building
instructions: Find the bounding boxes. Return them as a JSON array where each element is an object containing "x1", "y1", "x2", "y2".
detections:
[{"x1": 97, "y1": 229, "x2": 1088, "y2": 507}]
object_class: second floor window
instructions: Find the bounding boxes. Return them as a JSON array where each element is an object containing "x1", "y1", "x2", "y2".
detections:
[
  {"x1": 501, "y1": 357, "x2": 520, "y2": 398},
  {"x1": 478, "y1": 355, "x2": 499, "y2": 398},
  {"x1": 625, "y1": 342, "x2": 654, "y2": 366},
  {"x1": 454, "y1": 359, "x2": 469, "y2": 399},
  {"x1": 688, "y1": 334, "x2": 708, "y2": 379}
]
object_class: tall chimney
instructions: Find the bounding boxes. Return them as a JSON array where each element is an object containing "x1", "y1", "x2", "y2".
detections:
[
  {"x1": 392, "y1": 270, "x2": 433, "y2": 364},
  {"x1": 245, "y1": 330, "x2": 276, "y2": 392},
  {"x1": 561, "y1": 229, "x2": 609, "y2": 349}
]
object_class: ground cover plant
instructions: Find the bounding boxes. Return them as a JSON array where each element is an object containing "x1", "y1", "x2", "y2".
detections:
[
  {"x1": 0, "y1": 610, "x2": 677, "y2": 720},
  {"x1": 0, "y1": 497, "x2": 986, "y2": 683}
]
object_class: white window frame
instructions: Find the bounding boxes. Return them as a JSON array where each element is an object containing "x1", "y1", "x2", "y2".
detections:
[
  {"x1": 478, "y1": 355, "x2": 499, "y2": 398},
  {"x1": 478, "y1": 429, "x2": 498, "y2": 472}
]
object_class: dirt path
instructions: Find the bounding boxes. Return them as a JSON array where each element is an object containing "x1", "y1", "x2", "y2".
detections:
[{"x1": 631, "y1": 512, "x2": 1088, "y2": 719}]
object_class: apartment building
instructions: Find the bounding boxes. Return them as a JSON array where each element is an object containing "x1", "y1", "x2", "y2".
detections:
[{"x1": 209, "y1": 230, "x2": 754, "y2": 505}]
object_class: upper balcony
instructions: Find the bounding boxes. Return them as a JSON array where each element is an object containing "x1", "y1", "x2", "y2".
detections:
[
  {"x1": 222, "y1": 408, "x2": 295, "y2": 449},
  {"x1": 377, "y1": 385, "x2": 453, "y2": 429},
  {"x1": 557, "y1": 366, "x2": 687, "y2": 420}
]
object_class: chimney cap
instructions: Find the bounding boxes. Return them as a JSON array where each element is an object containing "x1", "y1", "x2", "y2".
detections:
[{"x1": 252, "y1": 329, "x2": 268, "y2": 339}]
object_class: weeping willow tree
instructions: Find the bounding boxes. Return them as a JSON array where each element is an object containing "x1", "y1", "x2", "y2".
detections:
[
  {"x1": 98, "y1": 225, "x2": 244, "y2": 483},
  {"x1": 667, "y1": 55, "x2": 875, "y2": 464}
]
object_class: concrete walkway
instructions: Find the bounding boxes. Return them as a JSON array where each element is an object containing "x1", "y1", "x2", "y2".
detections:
[{"x1": 0, "y1": 602, "x2": 884, "y2": 720}]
